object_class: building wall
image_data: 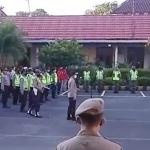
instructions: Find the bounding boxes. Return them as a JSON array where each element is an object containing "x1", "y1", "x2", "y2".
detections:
[
  {"x1": 30, "y1": 46, "x2": 39, "y2": 67},
  {"x1": 144, "y1": 48, "x2": 150, "y2": 69},
  {"x1": 82, "y1": 45, "x2": 96, "y2": 62},
  {"x1": 28, "y1": 44, "x2": 150, "y2": 69}
]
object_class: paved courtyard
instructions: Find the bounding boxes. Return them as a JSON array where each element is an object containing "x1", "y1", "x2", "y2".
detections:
[{"x1": 0, "y1": 90, "x2": 150, "y2": 150}]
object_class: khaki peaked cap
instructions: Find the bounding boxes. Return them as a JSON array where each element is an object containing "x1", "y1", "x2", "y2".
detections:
[{"x1": 75, "y1": 98, "x2": 104, "y2": 116}]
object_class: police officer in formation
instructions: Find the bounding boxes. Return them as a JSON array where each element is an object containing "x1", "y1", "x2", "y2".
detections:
[
  {"x1": 56, "y1": 98, "x2": 123, "y2": 150},
  {"x1": 129, "y1": 66, "x2": 138, "y2": 93},
  {"x1": 96, "y1": 67, "x2": 104, "y2": 93},
  {"x1": 83, "y1": 68, "x2": 90, "y2": 93},
  {"x1": 112, "y1": 67, "x2": 121, "y2": 93},
  {"x1": 0, "y1": 67, "x2": 60, "y2": 117}
]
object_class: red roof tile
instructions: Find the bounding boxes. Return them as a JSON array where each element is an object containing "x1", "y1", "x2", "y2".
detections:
[
  {"x1": 0, "y1": 15, "x2": 150, "y2": 41},
  {"x1": 113, "y1": 0, "x2": 150, "y2": 14}
]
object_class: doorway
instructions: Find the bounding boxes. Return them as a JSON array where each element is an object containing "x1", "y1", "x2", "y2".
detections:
[
  {"x1": 96, "y1": 47, "x2": 113, "y2": 68},
  {"x1": 127, "y1": 47, "x2": 144, "y2": 68}
]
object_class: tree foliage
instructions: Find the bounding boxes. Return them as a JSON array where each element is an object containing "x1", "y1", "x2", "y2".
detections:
[
  {"x1": 38, "y1": 40, "x2": 86, "y2": 67},
  {"x1": 16, "y1": 9, "x2": 49, "y2": 16},
  {"x1": 0, "y1": 20, "x2": 28, "y2": 66},
  {"x1": 85, "y1": 1, "x2": 118, "y2": 15}
]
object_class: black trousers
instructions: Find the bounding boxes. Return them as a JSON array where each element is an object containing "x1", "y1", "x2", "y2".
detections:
[
  {"x1": 44, "y1": 88, "x2": 49, "y2": 100},
  {"x1": 9, "y1": 80, "x2": 13, "y2": 96},
  {"x1": 20, "y1": 91, "x2": 28, "y2": 111},
  {"x1": 57, "y1": 81, "x2": 61, "y2": 95},
  {"x1": 30, "y1": 91, "x2": 41, "y2": 112},
  {"x1": 2, "y1": 85, "x2": 9, "y2": 107},
  {"x1": 28, "y1": 87, "x2": 33, "y2": 108},
  {"x1": 13, "y1": 86, "x2": 20, "y2": 104},
  {"x1": 67, "y1": 97, "x2": 76, "y2": 117},
  {"x1": 51, "y1": 84, "x2": 56, "y2": 98}
]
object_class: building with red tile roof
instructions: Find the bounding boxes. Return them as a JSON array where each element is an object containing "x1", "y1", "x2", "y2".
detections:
[
  {"x1": 0, "y1": 6, "x2": 7, "y2": 16},
  {"x1": 112, "y1": 0, "x2": 150, "y2": 15},
  {"x1": 0, "y1": 15, "x2": 150, "y2": 68}
]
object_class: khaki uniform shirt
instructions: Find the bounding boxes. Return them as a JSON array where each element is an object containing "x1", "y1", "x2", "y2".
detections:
[
  {"x1": 33, "y1": 76, "x2": 43, "y2": 92},
  {"x1": 56, "y1": 129, "x2": 123, "y2": 150},
  {"x1": 67, "y1": 77, "x2": 77, "y2": 100}
]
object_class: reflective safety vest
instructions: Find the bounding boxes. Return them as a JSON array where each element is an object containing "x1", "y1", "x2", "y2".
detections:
[
  {"x1": 14, "y1": 74, "x2": 20, "y2": 87},
  {"x1": 41, "y1": 75, "x2": 47, "y2": 85},
  {"x1": 130, "y1": 70, "x2": 138, "y2": 81},
  {"x1": 51, "y1": 73, "x2": 57, "y2": 84},
  {"x1": 27, "y1": 74, "x2": 35, "y2": 87},
  {"x1": 113, "y1": 70, "x2": 120, "y2": 81},
  {"x1": 96, "y1": 70, "x2": 104, "y2": 80},
  {"x1": 45, "y1": 73, "x2": 51, "y2": 85},
  {"x1": 83, "y1": 71, "x2": 90, "y2": 81},
  {"x1": 20, "y1": 76, "x2": 29, "y2": 90}
]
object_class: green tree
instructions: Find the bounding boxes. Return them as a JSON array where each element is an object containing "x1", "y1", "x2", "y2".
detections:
[
  {"x1": 0, "y1": 19, "x2": 28, "y2": 66},
  {"x1": 38, "y1": 40, "x2": 86, "y2": 67},
  {"x1": 85, "y1": 1, "x2": 118, "y2": 15},
  {"x1": 16, "y1": 9, "x2": 49, "y2": 16}
]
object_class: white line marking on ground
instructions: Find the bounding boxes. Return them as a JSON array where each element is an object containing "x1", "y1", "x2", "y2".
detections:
[
  {"x1": 101, "y1": 90, "x2": 105, "y2": 97},
  {"x1": 0, "y1": 134, "x2": 150, "y2": 141},
  {"x1": 1, "y1": 117, "x2": 150, "y2": 123},
  {"x1": 140, "y1": 91, "x2": 146, "y2": 97},
  {"x1": 60, "y1": 95, "x2": 147, "y2": 98}
]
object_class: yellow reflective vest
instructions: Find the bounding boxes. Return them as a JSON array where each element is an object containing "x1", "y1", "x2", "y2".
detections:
[
  {"x1": 13, "y1": 74, "x2": 20, "y2": 87},
  {"x1": 20, "y1": 76, "x2": 29, "y2": 90}
]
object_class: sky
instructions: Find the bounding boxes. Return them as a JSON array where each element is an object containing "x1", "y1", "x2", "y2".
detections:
[{"x1": 1, "y1": 0, "x2": 124, "y2": 15}]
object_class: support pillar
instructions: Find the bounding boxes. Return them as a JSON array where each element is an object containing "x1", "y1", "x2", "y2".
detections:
[
  {"x1": 36, "y1": 47, "x2": 39, "y2": 66},
  {"x1": 114, "y1": 46, "x2": 118, "y2": 67}
]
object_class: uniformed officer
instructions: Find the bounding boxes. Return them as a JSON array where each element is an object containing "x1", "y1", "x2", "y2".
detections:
[
  {"x1": 1, "y1": 68, "x2": 11, "y2": 108},
  {"x1": 39, "y1": 71, "x2": 47, "y2": 103},
  {"x1": 56, "y1": 98, "x2": 123, "y2": 150},
  {"x1": 51, "y1": 68, "x2": 58, "y2": 99},
  {"x1": 67, "y1": 71, "x2": 78, "y2": 121},
  {"x1": 27, "y1": 68, "x2": 36, "y2": 108},
  {"x1": 83, "y1": 69, "x2": 90, "y2": 93},
  {"x1": 112, "y1": 67, "x2": 121, "y2": 93},
  {"x1": 12, "y1": 69, "x2": 20, "y2": 105},
  {"x1": 129, "y1": 66, "x2": 138, "y2": 94},
  {"x1": 20, "y1": 69, "x2": 29, "y2": 112},
  {"x1": 44, "y1": 69, "x2": 51, "y2": 101},
  {"x1": 27, "y1": 69, "x2": 43, "y2": 118},
  {"x1": 96, "y1": 67, "x2": 104, "y2": 93}
]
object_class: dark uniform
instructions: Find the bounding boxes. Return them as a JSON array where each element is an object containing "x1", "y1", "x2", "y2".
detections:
[{"x1": 27, "y1": 69, "x2": 43, "y2": 118}]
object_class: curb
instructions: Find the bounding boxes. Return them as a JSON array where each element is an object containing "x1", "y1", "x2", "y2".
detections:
[{"x1": 79, "y1": 85, "x2": 150, "y2": 91}]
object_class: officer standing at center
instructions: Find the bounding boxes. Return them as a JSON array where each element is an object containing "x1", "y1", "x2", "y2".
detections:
[
  {"x1": 56, "y1": 98, "x2": 123, "y2": 150},
  {"x1": 67, "y1": 71, "x2": 77, "y2": 121},
  {"x1": 20, "y1": 69, "x2": 29, "y2": 112}
]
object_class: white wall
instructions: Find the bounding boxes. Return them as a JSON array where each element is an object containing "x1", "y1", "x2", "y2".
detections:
[
  {"x1": 30, "y1": 46, "x2": 39, "y2": 67},
  {"x1": 144, "y1": 48, "x2": 150, "y2": 69}
]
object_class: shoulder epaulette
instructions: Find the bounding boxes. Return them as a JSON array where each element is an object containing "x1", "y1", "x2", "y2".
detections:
[{"x1": 103, "y1": 137, "x2": 122, "y2": 147}]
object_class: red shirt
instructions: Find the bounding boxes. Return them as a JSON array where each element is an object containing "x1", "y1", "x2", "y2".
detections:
[{"x1": 57, "y1": 69, "x2": 68, "y2": 80}]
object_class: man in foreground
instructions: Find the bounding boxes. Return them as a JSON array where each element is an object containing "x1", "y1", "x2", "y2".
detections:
[{"x1": 57, "y1": 98, "x2": 123, "y2": 150}]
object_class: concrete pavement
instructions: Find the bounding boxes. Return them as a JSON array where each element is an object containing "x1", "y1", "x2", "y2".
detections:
[{"x1": 0, "y1": 90, "x2": 150, "y2": 150}]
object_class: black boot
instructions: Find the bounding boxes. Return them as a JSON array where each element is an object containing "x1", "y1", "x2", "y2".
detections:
[
  {"x1": 67, "y1": 115, "x2": 72, "y2": 120},
  {"x1": 35, "y1": 112, "x2": 42, "y2": 118}
]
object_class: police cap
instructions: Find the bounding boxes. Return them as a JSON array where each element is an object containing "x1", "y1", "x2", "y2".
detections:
[{"x1": 75, "y1": 98, "x2": 104, "y2": 116}]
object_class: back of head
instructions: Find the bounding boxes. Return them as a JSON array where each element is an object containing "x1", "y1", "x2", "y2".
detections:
[{"x1": 76, "y1": 98, "x2": 105, "y2": 127}]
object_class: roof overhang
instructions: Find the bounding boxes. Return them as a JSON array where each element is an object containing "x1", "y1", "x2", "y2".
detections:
[{"x1": 25, "y1": 39, "x2": 148, "y2": 43}]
